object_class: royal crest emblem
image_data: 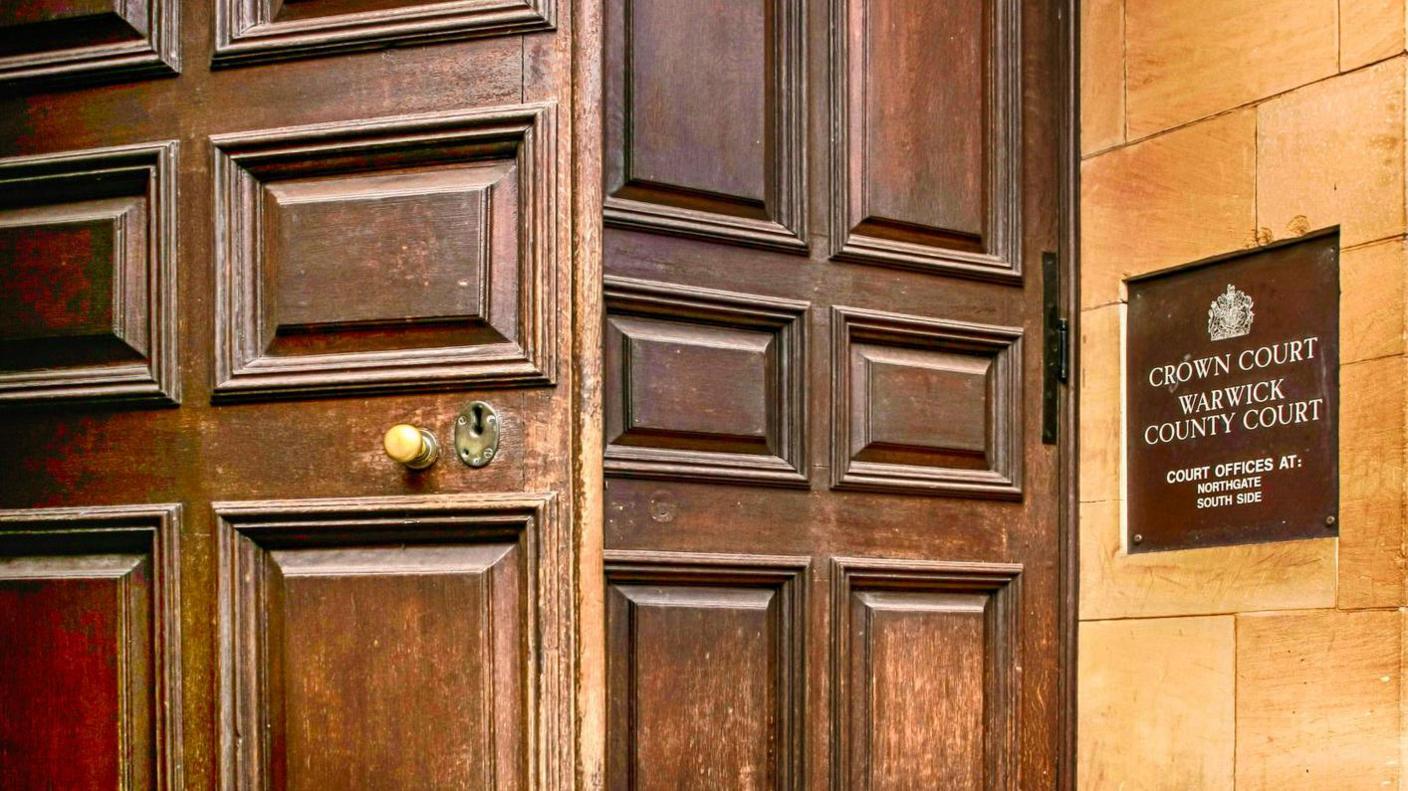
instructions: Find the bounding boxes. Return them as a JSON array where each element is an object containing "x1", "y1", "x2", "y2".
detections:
[{"x1": 1207, "y1": 284, "x2": 1254, "y2": 341}]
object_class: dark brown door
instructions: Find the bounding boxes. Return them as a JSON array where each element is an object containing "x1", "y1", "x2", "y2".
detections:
[
  {"x1": 601, "y1": 0, "x2": 1072, "y2": 788},
  {"x1": 0, "y1": 1, "x2": 600, "y2": 788}
]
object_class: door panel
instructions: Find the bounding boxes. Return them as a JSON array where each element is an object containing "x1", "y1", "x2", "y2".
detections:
[
  {"x1": 603, "y1": 276, "x2": 809, "y2": 484},
  {"x1": 0, "y1": 505, "x2": 181, "y2": 790},
  {"x1": 831, "y1": 307, "x2": 1023, "y2": 498},
  {"x1": 212, "y1": 0, "x2": 554, "y2": 66},
  {"x1": 602, "y1": 0, "x2": 1069, "y2": 787},
  {"x1": 0, "y1": 142, "x2": 178, "y2": 403},
  {"x1": 0, "y1": 0, "x2": 179, "y2": 86},
  {"x1": 210, "y1": 105, "x2": 557, "y2": 398},
  {"x1": 0, "y1": 0, "x2": 599, "y2": 786},
  {"x1": 218, "y1": 496, "x2": 554, "y2": 789},
  {"x1": 832, "y1": 0, "x2": 1021, "y2": 279},
  {"x1": 832, "y1": 559, "x2": 1020, "y2": 790},
  {"x1": 603, "y1": 0, "x2": 804, "y2": 250},
  {"x1": 605, "y1": 551, "x2": 807, "y2": 791}
]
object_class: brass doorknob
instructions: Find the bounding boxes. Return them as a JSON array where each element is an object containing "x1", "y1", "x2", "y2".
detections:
[{"x1": 383, "y1": 424, "x2": 439, "y2": 470}]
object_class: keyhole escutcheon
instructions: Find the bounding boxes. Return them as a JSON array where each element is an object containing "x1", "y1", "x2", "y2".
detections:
[{"x1": 453, "y1": 400, "x2": 500, "y2": 468}]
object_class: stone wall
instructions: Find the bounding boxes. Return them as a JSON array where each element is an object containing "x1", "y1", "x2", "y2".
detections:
[{"x1": 1078, "y1": 0, "x2": 1408, "y2": 787}]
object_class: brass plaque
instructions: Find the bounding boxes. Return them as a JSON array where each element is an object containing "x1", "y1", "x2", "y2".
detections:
[{"x1": 1125, "y1": 231, "x2": 1339, "y2": 553}]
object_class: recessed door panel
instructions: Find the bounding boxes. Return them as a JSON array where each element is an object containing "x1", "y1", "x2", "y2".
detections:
[
  {"x1": 0, "y1": 505, "x2": 181, "y2": 790},
  {"x1": 604, "y1": 276, "x2": 808, "y2": 485},
  {"x1": 0, "y1": 142, "x2": 179, "y2": 404},
  {"x1": 833, "y1": 558, "x2": 1020, "y2": 790},
  {"x1": 0, "y1": 0, "x2": 178, "y2": 87},
  {"x1": 604, "y1": 0, "x2": 804, "y2": 250},
  {"x1": 217, "y1": 495, "x2": 562, "y2": 790},
  {"x1": 832, "y1": 306, "x2": 1024, "y2": 498},
  {"x1": 212, "y1": 105, "x2": 558, "y2": 399},
  {"x1": 214, "y1": 0, "x2": 553, "y2": 66},
  {"x1": 832, "y1": 0, "x2": 1021, "y2": 280},
  {"x1": 606, "y1": 551, "x2": 806, "y2": 790}
]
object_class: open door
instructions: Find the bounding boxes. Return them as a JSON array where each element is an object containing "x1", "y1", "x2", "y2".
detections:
[{"x1": 599, "y1": 0, "x2": 1075, "y2": 787}]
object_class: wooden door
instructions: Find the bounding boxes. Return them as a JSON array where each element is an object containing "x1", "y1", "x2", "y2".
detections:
[
  {"x1": 601, "y1": 0, "x2": 1073, "y2": 788},
  {"x1": 0, "y1": 0, "x2": 603, "y2": 788}
]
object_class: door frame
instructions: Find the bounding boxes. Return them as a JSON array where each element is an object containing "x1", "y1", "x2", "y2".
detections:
[
  {"x1": 570, "y1": 0, "x2": 608, "y2": 786},
  {"x1": 1060, "y1": 0, "x2": 1081, "y2": 787}
]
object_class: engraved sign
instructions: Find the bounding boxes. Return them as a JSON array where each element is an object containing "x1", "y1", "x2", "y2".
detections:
[{"x1": 1126, "y1": 231, "x2": 1339, "y2": 552}]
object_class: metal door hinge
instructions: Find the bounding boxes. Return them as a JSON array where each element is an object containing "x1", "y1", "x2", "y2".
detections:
[{"x1": 1042, "y1": 251, "x2": 1068, "y2": 445}]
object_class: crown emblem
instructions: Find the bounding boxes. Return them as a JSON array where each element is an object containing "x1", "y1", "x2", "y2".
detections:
[{"x1": 1207, "y1": 284, "x2": 1254, "y2": 341}]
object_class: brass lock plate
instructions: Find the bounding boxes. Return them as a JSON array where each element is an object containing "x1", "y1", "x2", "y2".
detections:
[{"x1": 454, "y1": 401, "x2": 500, "y2": 468}]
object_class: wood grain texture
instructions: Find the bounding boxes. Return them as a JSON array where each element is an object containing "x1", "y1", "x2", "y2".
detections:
[
  {"x1": 604, "y1": 275, "x2": 809, "y2": 486},
  {"x1": 0, "y1": 1, "x2": 597, "y2": 787},
  {"x1": 831, "y1": 306, "x2": 1023, "y2": 499},
  {"x1": 603, "y1": 0, "x2": 804, "y2": 251},
  {"x1": 0, "y1": 141, "x2": 179, "y2": 405},
  {"x1": 213, "y1": 0, "x2": 553, "y2": 66},
  {"x1": 1057, "y1": 0, "x2": 1079, "y2": 781},
  {"x1": 603, "y1": 0, "x2": 1074, "y2": 786},
  {"x1": 216, "y1": 493, "x2": 563, "y2": 790},
  {"x1": 0, "y1": 504, "x2": 182, "y2": 790},
  {"x1": 0, "y1": 201, "x2": 143, "y2": 356},
  {"x1": 830, "y1": 0, "x2": 1022, "y2": 281},
  {"x1": 522, "y1": 25, "x2": 595, "y2": 785},
  {"x1": 605, "y1": 550, "x2": 807, "y2": 790},
  {"x1": 2, "y1": 568, "x2": 129, "y2": 786},
  {"x1": 832, "y1": 557, "x2": 1021, "y2": 790},
  {"x1": 273, "y1": 545, "x2": 524, "y2": 788},
  {"x1": 569, "y1": 0, "x2": 609, "y2": 781},
  {"x1": 212, "y1": 104, "x2": 558, "y2": 400},
  {"x1": 265, "y1": 168, "x2": 494, "y2": 331},
  {"x1": 0, "y1": 0, "x2": 178, "y2": 88},
  {"x1": 0, "y1": 0, "x2": 119, "y2": 25}
]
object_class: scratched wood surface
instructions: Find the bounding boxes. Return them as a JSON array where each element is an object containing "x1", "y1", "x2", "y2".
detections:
[
  {"x1": 0, "y1": 0, "x2": 603, "y2": 787},
  {"x1": 600, "y1": 0, "x2": 1073, "y2": 787}
]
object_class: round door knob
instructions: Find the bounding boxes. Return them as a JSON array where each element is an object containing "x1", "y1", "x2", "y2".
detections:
[{"x1": 383, "y1": 424, "x2": 439, "y2": 470}]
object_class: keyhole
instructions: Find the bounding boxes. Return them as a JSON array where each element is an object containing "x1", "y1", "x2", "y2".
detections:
[{"x1": 455, "y1": 402, "x2": 499, "y2": 468}]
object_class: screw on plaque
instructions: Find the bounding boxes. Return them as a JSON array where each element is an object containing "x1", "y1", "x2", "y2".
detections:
[{"x1": 453, "y1": 401, "x2": 500, "y2": 469}]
